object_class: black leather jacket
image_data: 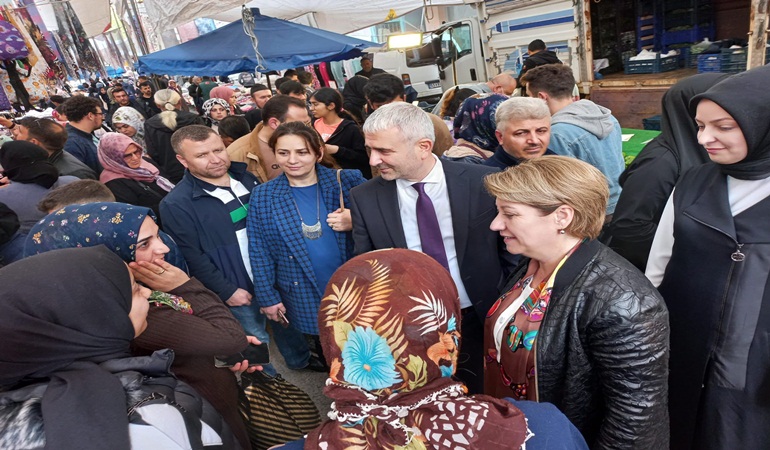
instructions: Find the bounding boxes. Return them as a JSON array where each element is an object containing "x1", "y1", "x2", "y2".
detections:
[{"x1": 501, "y1": 240, "x2": 670, "y2": 449}]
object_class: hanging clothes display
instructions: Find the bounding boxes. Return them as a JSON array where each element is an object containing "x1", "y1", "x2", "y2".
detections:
[
  {"x1": 330, "y1": 61, "x2": 345, "y2": 89},
  {"x1": 318, "y1": 62, "x2": 332, "y2": 87},
  {"x1": 304, "y1": 65, "x2": 321, "y2": 90},
  {"x1": 0, "y1": 9, "x2": 51, "y2": 107}
]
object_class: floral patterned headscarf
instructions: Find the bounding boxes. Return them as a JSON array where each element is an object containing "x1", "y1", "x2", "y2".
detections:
[
  {"x1": 452, "y1": 93, "x2": 508, "y2": 151},
  {"x1": 24, "y1": 201, "x2": 153, "y2": 261},
  {"x1": 306, "y1": 249, "x2": 528, "y2": 450},
  {"x1": 111, "y1": 106, "x2": 146, "y2": 149}
]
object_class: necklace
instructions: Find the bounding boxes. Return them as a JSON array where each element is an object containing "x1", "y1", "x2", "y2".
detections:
[{"x1": 290, "y1": 184, "x2": 322, "y2": 240}]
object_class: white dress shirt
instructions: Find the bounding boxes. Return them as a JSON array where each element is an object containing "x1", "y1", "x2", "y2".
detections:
[{"x1": 396, "y1": 156, "x2": 472, "y2": 308}]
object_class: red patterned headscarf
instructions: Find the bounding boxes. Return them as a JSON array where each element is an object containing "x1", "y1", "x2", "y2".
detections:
[{"x1": 306, "y1": 248, "x2": 529, "y2": 449}]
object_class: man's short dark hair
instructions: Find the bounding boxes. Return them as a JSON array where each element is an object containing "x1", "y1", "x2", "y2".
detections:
[
  {"x1": 17, "y1": 118, "x2": 67, "y2": 153},
  {"x1": 61, "y1": 96, "x2": 102, "y2": 122},
  {"x1": 171, "y1": 124, "x2": 218, "y2": 154},
  {"x1": 202, "y1": 76, "x2": 211, "y2": 81},
  {"x1": 528, "y1": 39, "x2": 547, "y2": 52},
  {"x1": 284, "y1": 69, "x2": 298, "y2": 78},
  {"x1": 521, "y1": 64, "x2": 575, "y2": 100},
  {"x1": 278, "y1": 80, "x2": 305, "y2": 96},
  {"x1": 138, "y1": 81, "x2": 152, "y2": 88},
  {"x1": 261, "y1": 95, "x2": 308, "y2": 125},
  {"x1": 217, "y1": 116, "x2": 251, "y2": 141},
  {"x1": 37, "y1": 180, "x2": 116, "y2": 213},
  {"x1": 363, "y1": 73, "x2": 405, "y2": 104},
  {"x1": 49, "y1": 95, "x2": 65, "y2": 105},
  {"x1": 274, "y1": 76, "x2": 290, "y2": 90},
  {"x1": 111, "y1": 86, "x2": 127, "y2": 96},
  {"x1": 250, "y1": 84, "x2": 270, "y2": 96},
  {"x1": 297, "y1": 71, "x2": 313, "y2": 85}
]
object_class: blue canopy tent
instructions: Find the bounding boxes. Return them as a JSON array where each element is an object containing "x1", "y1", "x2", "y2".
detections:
[{"x1": 137, "y1": 8, "x2": 378, "y2": 76}]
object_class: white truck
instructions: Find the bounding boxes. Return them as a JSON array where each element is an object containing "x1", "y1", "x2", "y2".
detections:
[
  {"x1": 413, "y1": 0, "x2": 592, "y2": 94},
  {"x1": 372, "y1": 49, "x2": 444, "y2": 102}
]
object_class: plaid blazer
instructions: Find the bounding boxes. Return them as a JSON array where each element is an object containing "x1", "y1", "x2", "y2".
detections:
[{"x1": 246, "y1": 165, "x2": 366, "y2": 334}]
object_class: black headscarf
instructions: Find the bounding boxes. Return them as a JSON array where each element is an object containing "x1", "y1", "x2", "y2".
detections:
[
  {"x1": 655, "y1": 73, "x2": 731, "y2": 174},
  {"x1": 0, "y1": 140, "x2": 59, "y2": 188},
  {"x1": 0, "y1": 246, "x2": 136, "y2": 450},
  {"x1": 690, "y1": 64, "x2": 770, "y2": 180}
]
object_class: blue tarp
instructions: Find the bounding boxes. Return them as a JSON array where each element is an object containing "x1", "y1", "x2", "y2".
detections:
[{"x1": 137, "y1": 8, "x2": 378, "y2": 76}]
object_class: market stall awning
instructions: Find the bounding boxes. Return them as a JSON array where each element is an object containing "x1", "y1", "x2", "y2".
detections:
[
  {"x1": 142, "y1": 0, "x2": 465, "y2": 35},
  {"x1": 136, "y1": 9, "x2": 379, "y2": 76}
]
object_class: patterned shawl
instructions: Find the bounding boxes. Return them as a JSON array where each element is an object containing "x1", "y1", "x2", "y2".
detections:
[
  {"x1": 202, "y1": 97, "x2": 231, "y2": 126},
  {"x1": 97, "y1": 132, "x2": 174, "y2": 192},
  {"x1": 452, "y1": 94, "x2": 508, "y2": 151},
  {"x1": 306, "y1": 248, "x2": 529, "y2": 450},
  {"x1": 111, "y1": 106, "x2": 146, "y2": 149}
]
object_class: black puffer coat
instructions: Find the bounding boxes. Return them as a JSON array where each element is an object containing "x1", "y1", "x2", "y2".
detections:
[{"x1": 500, "y1": 239, "x2": 669, "y2": 449}]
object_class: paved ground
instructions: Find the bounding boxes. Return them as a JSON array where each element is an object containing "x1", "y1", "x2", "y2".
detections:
[{"x1": 268, "y1": 335, "x2": 332, "y2": 418}]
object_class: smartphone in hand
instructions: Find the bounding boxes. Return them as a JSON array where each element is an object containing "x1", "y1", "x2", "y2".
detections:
[{"x1": 215, "y1": 343, "x2": 270, "y2": 367}]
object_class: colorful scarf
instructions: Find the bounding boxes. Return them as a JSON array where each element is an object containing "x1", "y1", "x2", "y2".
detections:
[
  {"x1": 306, "y1": 248, "x2": 529, "y2": 450},
  {"x1": 202, "y1": 98, "x2": 231, "y2": 126},
  {"x1": 149, "y1": 290, "x2": 193, "y2": 314},
  {"x1": 111, "y1": 106, "x2": 146, "y2": 149},
  {"x1": 97, "y1": 132, "x2": 174, "y2": 192},
  {"x1": 24, "y1": 201, "x2": 153, "y2": 261},
  {"x1": 452, "y1": 94, "x2": 508, "y2": 151}
]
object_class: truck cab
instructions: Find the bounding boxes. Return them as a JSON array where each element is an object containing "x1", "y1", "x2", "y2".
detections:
[{"x1": 410, "y1": 1, "x2": 586, "y2": 93}]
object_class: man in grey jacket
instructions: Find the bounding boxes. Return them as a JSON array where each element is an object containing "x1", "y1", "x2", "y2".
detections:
[
  {"x1": 522, "y1": 64, "x2": 624, "y2": 216},
  {"x1": 14, "y1": 117, "x2": 97, "y2": 180}
]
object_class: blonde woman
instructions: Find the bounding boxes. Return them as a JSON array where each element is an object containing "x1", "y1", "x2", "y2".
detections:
[
  {"x1": 483, "y1": 156, "x2": 669, "y2": 449},
  {"x1": 144, "y1": 89, "x2": 204, "y2": 183}
]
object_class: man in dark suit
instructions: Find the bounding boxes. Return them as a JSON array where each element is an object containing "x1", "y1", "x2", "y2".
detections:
[{"x1": 350, "y1": 102, "x2": 509, "y2": 394}]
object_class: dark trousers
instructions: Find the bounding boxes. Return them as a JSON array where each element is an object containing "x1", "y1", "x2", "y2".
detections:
[{"x1": 456, "y1": 308, "x2": 484, "y2": 395}]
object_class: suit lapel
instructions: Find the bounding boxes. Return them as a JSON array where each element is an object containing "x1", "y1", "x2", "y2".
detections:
[
  {"x1": 443, "y1": 162, "x2": 471, "y2": 266},
  {"x1": 274, "y1": 176, "x2": 319, "y2": 290},
  {"x1": 377, "y1": 178, "x2": 408, "y2": 248}
]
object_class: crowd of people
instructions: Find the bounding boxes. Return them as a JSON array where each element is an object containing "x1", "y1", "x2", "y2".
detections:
[{"x1": 0, "y1": 56, "x2": 768, "y2": 450}]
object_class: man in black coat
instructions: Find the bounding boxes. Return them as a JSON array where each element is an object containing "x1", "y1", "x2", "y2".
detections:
[
  {"x1": 517, "y1": 39, "x2": 562, "y2": 86},
  {"x1": 350, "y1": 102, "x2": 511, "y2": 394},
  {"x1": 105, "y1": 87, "x2": 146, "y2": 127}
]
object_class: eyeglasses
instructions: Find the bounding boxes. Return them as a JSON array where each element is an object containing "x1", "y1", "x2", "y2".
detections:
[
  {"x1": 92, "y1": 111, "x2": 104, "y2": 116},
  {"x1": 123, "y1": 148, "x2": 143, "y2": 160}
]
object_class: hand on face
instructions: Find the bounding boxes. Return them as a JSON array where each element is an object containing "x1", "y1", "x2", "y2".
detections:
[{"x1": 129, "y1": 259, "x2": 190, "y2": 292}]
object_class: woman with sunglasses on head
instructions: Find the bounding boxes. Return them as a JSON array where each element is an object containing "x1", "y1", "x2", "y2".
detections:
[{"x1": 97, "y1": 132, "x2": 173, "y2": 220}]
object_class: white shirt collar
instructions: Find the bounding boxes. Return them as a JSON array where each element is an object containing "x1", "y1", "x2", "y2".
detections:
[{"x1": 396, "y1": 154, "x2": 444, "y2": 190}]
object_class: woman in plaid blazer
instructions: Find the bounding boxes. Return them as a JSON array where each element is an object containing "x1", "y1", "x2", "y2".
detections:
[{"x1": 247, "y1": 122, "x2": 367, "y2": 336}]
